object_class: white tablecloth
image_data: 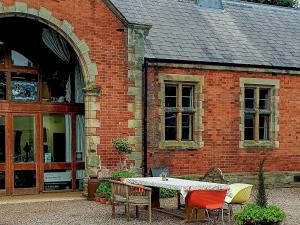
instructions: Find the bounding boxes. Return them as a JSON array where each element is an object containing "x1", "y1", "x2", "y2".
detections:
[{"x1": 126, "y1": 177, "x2": 229, "y2": 198}]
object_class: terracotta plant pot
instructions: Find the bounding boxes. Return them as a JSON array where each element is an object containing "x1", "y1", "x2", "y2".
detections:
[
  {"x1": 119, "y1": 177, "x2": 126, "y2": 182},
  {"x1": 95, "y1": 196, "x2": 101, "y2": 202},
  {"x1": 99, "y1": 197, "x2": 107, "y2": 204}
]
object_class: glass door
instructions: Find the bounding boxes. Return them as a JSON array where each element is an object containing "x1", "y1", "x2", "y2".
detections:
[{"x1": 12, "y1": 115, "x2": 38, "y2": 194}]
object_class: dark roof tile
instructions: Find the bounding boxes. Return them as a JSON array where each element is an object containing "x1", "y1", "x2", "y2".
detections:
[{"x1": 110, "y1": 0, "x2": 300, "y2": 68}]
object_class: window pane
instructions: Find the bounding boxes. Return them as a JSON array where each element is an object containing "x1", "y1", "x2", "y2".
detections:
[
  {"x1": 165, "y1": 85, "x2": 177, "y2": 107},
  {"x1": 260, "y1": 88, "x2": 269, "y2": 99},
  {"x1": 165, "y1": 113, "x2": 177, "y2": 140},
  {"x1": 0, "y1": 71, "x2": 6, "y2": 100},
  {"x1": 259, "y1": 115, "x2": 269, "y2": 140},
  {"x1": 43, "y1": 115, "x2": 71, "y2": 163},
  {"x1": 244, "y1": 114, "x2": 254, "y2": 140},
  {"x1": 165, "y1": 97, "x2": 177, "y2": 107},
  {"x1": 182, "y1": 114, "x2": 192, "y2": 127},
  {"x1": 182, "y1": 114, "x2": 193, "y2": 141},
  {"x1": 259, "y1": 89, "x2": 270, "y2": 110},
  {"x1": 42, "y1": 72, "x2": 70, "y2": 103},
  {"x1": 182, "y1": 86, "x2": 193, "y2": 97},
  {"x1": 245, "y1": 99, "x2": 254, "y2": 109},
  {"x1": 165, "y1": 112, "x2": 177, "y2": 127},
  {"x1": 182, "y1": 86, "x2": 193, "y2": 108},
  {"x1": 165, "y1": 85, "x2": 176, "y2": 96},
  {"x1": 259, "y1": 100, "x2": 269, "y2": 110},
  {"x1": 44, "y1": 170, "x2": 72, "y2": 191},
  {"x1": 11, "y1": 72, "x2": 38, "y2": 102},
  {"x1": 14, "y1": 116, "x2": 35, "y2": 163},
  {"x1": 0, "y1": 47, "x2": 4, "y2": 64},
  {"x1": 245, "y1": 88, "x2": 254, "y2": 98},
  {"x1": 245, "y1": 88, "x2": 255, "y2": 109},
  {"x1": 0, "y1": 116, "x2": 4, "y2": 163},
  {"x1": 14, "y1": 170, "x2": 36, "y2": 188},
  {"x1": 244, "y1": 114, "x2": 254, "y2": 128},
  {"x1": 165, "y1": 127, "x2": 177, "y2": 140},
  {"x1": 0, "y1": 171, "x2": 4, "y2": 189},
  {"x1": 245, "y1": 128, "x2": 254, "y2": 140},
  {"x1": 76, "y1": 115, "x2": 85, "y2": 162},
  {"x1": 76, "y1": 170, "x2": 85, "y2": 190},
  {"x1": 11, "y1": 50, "x2": 33, "y2": 67}
]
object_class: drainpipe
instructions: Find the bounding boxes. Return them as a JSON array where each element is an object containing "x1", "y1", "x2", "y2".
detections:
[{"x1": 143, "y1": 59, "x2": 149, "y2": 176}]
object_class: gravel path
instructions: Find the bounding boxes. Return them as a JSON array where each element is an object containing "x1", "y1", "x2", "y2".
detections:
[{"x1": 0, "y1": 188, "x2": 299, "y2": 225}]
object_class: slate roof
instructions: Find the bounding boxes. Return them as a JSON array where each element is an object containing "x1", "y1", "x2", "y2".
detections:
[{"x1": 109, "y1": 0, "x2": 300, "y2": 69}]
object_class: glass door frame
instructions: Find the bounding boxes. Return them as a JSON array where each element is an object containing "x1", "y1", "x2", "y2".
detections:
[
  {"x1": 0, "y1": 113, "x2": 7, "y2": 195},
  {"x1": 9, "y1": 113, "x2": 41, "y2": 195},
  {"x1": 42, "y1": 112, "x2": 85, "y2": 193}
]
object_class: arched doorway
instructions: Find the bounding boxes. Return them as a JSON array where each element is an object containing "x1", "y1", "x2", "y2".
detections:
[{"x1": 0, "y1": 17, "x2": 86, "y2": 195}]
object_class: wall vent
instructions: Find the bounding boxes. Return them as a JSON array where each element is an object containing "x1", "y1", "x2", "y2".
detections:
[{"x1": 294, "y1": 175, "x2": 300, "y2": 182}]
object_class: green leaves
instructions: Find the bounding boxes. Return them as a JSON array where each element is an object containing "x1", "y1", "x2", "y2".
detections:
[
  {"x1": 159, "y1": 188, "x2": 177, "y2": 198},
  {"x1": 112, "y1": 138, "x2": 133, "y2": 154},
  {"x1": 234, "y1": 204, "x2": 286, "y2": 225},
  {"x1": 95, "y1": 181, "x2": 111, "y2": 199},
  {"x1": 111, "y1": 170, "x2": 135, "y2": 179},
  {"x1": 256, "y1": 159, "x2": 268, "y2": 208},
  {"x1": 244, "y1": 0, "x2": 298, "y2": 8}
]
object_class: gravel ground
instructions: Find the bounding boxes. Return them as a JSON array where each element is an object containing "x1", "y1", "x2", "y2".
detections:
[{"x1": 0, "y1": 188, "x2": 299, "y2": 225}]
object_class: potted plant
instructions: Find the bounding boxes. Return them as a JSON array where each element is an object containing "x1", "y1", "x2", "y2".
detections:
[
  {"x1": 111, "y1": 170, "x2": 135, "y2": 182},
  {"x1": 234, "y1": 159, "x2": 286, "y2": 225},
  {"x1": 95, "y1": 181, "x2": 111, "y2": 204},
  {"x1": 112, "y1": 138, "x2": 133, "y2": 170}
]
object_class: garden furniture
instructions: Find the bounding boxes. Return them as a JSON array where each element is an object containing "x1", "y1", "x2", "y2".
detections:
[
  {"x1": 110, "y1": 180, "x2": 152, "y2": 223},
  {"x1": 126, "y1": 177, "x2": 229, "y2": 222},
  {"x1": 186, "y1": 189, "x2": 228, "y2": 224}
]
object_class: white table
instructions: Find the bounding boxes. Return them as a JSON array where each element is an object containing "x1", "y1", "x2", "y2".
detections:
[
  {"x1": 126, "y1": 177, "x2": 229, "y2": 198},
  {"x1": 126, "y1": 177, "x2": 229, "y2": 221}
]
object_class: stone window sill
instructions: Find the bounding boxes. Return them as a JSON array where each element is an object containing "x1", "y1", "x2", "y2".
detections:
[
  {"x1": 240, "y1": 140, "x2": 278, "y2": 149},
  {"x1": 159, "y1": 141, "x2": 202, "y2": 150}
]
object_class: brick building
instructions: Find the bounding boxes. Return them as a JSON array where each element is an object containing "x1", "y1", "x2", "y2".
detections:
[{"x1": 0, "y1": 0, "x2": 299, "y2": 196}]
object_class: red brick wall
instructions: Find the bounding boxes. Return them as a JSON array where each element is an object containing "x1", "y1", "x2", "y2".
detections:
[
  {"x1": 146, "y1": 66, "x2": 300, "y2": 175},
  {"x1": 1, "y1": 0, "x2": 133, "y2": 170}
]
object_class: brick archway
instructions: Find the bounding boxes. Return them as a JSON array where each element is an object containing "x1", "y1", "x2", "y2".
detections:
[{"x1": 0, "y1": 1, "x2": 101, "y2": 193}]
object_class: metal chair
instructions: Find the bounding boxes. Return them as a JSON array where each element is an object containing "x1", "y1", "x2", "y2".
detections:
[
  {"x1": 110, "y1": 180, "x2": 152, "y2": 223},
  {"x1": 186, "y1": 189, "x2": 228, "y2": 224},
  {"x1": 178, "y1": 167, "x2": 228, "y2": 210}
]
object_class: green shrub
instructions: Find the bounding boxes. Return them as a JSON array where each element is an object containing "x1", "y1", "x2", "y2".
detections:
[
  {"x1": 159, "y1": 188, "x2": 177, "y2": 198},
  {"x1": 234, "y1": 204, "x2": 285, "y2": 225},
  {"x1": 112, "y1": 138, "x2": 133, "y2": 154},
  {"x1": 256, "y1": 159, "x2": 268, "y2": 208},
  {"x1": 179, "y1": 175, "x2": 198, "y2": 180},
  {"x1": 95, "y1": 181, "x2": 111, "y2": 199},
  {"x1": 111, "y1": 170, "x2": 135, "y2": 180}
]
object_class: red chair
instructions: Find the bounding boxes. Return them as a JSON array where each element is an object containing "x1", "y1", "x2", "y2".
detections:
[{"x1": 186, "y1": 189, "x2": 228, "y2": 224}]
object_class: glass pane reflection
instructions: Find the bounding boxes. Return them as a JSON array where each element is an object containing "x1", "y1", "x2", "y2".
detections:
[
  {"x1": 11, "y1": 72, "x2": 38, "y2": 102},
  {"x1": 14, "y1": 170, "x2": 36, "y2": 188},
  {"x1": 0, "y1": 71, "x2": 6, "y2": 100},
  {"x1": 14, "y1": 116, "x2": 35, "y2": 163},
  {"x1": 0, "y1": 171, "x2": 4, "y2": 189},
  {"x1": 11, "y1": 50, "x2": 33, "y2": 67},
  {"x1": 0, "y1": 116, "x2": 4, "y2": 163}
]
